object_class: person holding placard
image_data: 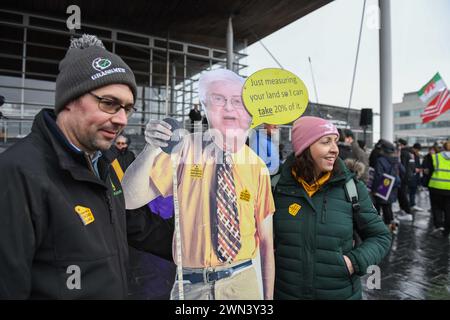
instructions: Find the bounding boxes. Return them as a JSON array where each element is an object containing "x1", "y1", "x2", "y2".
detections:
[{"x1": 371, "y1": 140, "x2": 403, "y2": 234}]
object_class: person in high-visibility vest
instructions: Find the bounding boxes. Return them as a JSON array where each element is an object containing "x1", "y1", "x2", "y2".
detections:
[{"x1": 427, "y1": 140, "x2": 450, "y2": 238}]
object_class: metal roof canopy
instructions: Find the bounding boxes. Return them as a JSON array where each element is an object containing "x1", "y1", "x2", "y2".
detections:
[{"x1": 1, "y1": 0, "x2": 331, "y2": 50}]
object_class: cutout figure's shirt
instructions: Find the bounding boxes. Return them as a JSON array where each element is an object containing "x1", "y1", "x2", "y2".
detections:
[{"x1": 150, "y1": 133, "x2": 275, "y2": 268}]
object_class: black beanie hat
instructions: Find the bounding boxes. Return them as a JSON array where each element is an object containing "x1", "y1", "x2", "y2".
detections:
[
  {"x1": 380, "y1": 140, "x2": 395, "y2": 154},
  {"x1": 55, "y1": 34, "x2": 137, "y2": 114}
]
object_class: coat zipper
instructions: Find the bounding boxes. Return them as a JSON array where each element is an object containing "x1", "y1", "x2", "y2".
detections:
[
  {"x1": 105, "y1": 190, "x2": 115, "y2": 225},
  {"x1": 105, "y1": 191, "x2": 127, "y2": 298}
]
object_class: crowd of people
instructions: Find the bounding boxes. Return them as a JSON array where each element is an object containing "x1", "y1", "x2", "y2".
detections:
[
  {"x1": 0, "y1": 33, "x2": 448, "y2": 301},
  {"x1": 363, "y1": 137, "x2": 449, "y2": 238}
]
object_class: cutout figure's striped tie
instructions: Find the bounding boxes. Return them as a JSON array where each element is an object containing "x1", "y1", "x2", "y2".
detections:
[{"x1": 215, "y1": 153, "x2": 241, "y2": 262}]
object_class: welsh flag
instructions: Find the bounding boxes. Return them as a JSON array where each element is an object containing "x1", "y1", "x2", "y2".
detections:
[
  {"x1": 418, "y1": 72, "x2": 446, "y2": 102},
  {"x1": 419, "y1": 73, "x2": 450, "y2": 124}
]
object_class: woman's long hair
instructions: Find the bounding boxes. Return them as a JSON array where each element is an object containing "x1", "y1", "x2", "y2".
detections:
[{"x1": 292, "y1": 147, "x2": 341, "y2": 184}]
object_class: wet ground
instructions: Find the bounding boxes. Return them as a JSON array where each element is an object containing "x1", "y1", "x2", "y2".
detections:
[{"x1": 362, "y1": 189, "x2": 450, "y2": 300}]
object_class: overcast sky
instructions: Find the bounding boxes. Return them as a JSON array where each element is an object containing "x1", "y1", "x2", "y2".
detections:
[{"x1": 243, "y1": 0, "x2": 450, "y2": 140}]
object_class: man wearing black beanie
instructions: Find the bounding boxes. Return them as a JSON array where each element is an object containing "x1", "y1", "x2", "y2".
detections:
[{"x1": 0, "y1": 34, "x2": 173, "y2": 299}]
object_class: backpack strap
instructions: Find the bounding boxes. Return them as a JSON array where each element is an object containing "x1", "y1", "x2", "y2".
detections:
[
  {"x1": 344, "y1": 178, "x2": 360, "y2": 214},
  {"x1": 271, "y1": 173, "x2": 281, "y2": 190},
  {"x1": 344, "y1": 178, "x2": 363, "y2": 232}
]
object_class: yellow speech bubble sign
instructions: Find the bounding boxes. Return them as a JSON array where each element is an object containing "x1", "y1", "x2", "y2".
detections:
[{"x1": 242, "y1": 68, "x2": 309, "y2": 128}]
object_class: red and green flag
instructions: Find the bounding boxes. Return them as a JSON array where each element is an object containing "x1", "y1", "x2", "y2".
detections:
[{"x1": 418, "y1": 72, "x2": 446, "y2": 102}]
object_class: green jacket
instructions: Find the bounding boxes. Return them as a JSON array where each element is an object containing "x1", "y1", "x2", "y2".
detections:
[{"x1": 273, "y1": 155, "x2": 391, "y2": 300}]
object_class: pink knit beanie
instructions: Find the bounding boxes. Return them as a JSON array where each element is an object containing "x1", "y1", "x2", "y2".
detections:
[{"x1": 292, "y1": 116, "x2": 339, "y2": 156}]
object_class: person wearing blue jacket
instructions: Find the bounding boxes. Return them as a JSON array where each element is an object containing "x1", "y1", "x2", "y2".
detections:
[{"x1": 371, "y1": 140, "x2": 403, "y2": 234}]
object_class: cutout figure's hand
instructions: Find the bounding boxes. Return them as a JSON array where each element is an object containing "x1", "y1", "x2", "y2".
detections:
[{"x1": 144, "y1": 119, "x2": 172, "y2": 148}]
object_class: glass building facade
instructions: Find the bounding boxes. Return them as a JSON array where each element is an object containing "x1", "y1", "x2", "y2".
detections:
[{"x1": 0, "y1": 9, "x2": 247, "y2": 145}]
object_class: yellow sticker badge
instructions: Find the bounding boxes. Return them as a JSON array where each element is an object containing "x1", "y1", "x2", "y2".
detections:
[
  {"x1": 288, "y1": 203, "x2": 302, "y2": 217},
  {"x1": 242, "y1": 68, "x2": 309, "y2": 128},
  {"x1": 239, "y1": 189, "x2": 251, "y2": 202},
  {"x1": 74, "y1": 205, "x2": 95, "y2": 226},
  {"x1": 190, "y1": 165, "x2": 203, "y2": 178}
]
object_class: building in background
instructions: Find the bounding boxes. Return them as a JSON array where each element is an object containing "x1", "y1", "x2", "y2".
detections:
[
  {"x1": 394, "y1": 92, "x2": 450, "y2": 146},
  {"x1": 0, "y1": 0, "x2": 332, "y2": 299},
  {"x1": 0, "y1": 9, "x2": 249, "y2": 151},
  {"x1": 0, "y1": 1, "x2": 331, "y2": 151}
]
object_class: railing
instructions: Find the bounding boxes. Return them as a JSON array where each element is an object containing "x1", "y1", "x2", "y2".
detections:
[{"x1": 0, "y1": 118, "x2": 33, "y2": 143}]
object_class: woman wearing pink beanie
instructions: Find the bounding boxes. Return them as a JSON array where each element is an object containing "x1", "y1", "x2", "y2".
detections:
[{"x1": 272, "y1": 116, "x2": 391, "y2": 300}]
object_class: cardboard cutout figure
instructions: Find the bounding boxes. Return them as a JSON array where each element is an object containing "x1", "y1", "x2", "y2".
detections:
[{"x1": 122, "y1": 69, "x2": 275, "y2": 300}]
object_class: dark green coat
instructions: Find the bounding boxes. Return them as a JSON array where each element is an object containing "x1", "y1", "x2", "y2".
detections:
[{"x1": 273, "y1": 155, "x2": 391, "y2": 300}]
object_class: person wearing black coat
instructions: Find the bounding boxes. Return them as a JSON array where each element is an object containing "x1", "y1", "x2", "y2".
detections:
[
  {"x1": 188, "y1": 104, "x2": 202, "y2": 133},
  {"x1": 98, "y1": 134, "x2": 136, "y2": 179},
  {"x1": 337, "y1": 128, "x2": 354, "y2": 160},
  {"x1": 396, "y1": 139, "x2": 413, "y2": 221},
  {"x1": 422, "y1": 145, "x2": 440, "y2": 187},
  {"x1": 114, "y1": 135, "x2": 136, "y2": 169},
  {"x1": 369, "y1": 139, "x2": 386, "y2": 168},
  {"x1": 0, "y1": 34, "x2": 173, "y2": 299},
  {"x1": 408, "y1": 143, "x2": 423, "y2": 211}
]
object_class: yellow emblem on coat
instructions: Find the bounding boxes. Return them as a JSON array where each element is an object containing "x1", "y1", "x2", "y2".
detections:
[
  {"x1": 190, "y1": 165, "x2": 203, "y2": 178},
  {"x1": 288, "y1": 203, "x2": 302, "y2": 216},
  {"x1": 239, "y1": 189, "x2": 251, "y2": 202},
  {"x1": 383, "y1": 178, "x2": 390, "y2": 186},
  {"x1": 74, "y1": 205, "x2": 95, "y2": 226}
]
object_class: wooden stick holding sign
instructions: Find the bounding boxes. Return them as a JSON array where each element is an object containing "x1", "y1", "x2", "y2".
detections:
[{"x1": 161, "y1": 118, "x2": 185, "y2": 300}]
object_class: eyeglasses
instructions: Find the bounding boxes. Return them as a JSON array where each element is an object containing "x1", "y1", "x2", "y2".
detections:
[
  {"x1": 208, "y1": 94, "x2": 245, "y2": 110},
  {"x1": 88, "y1": 92, "x2": 136, "y2": 118},
  {"x1": 115, "y1": 142, "x2": 127, "y2": 145}
]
